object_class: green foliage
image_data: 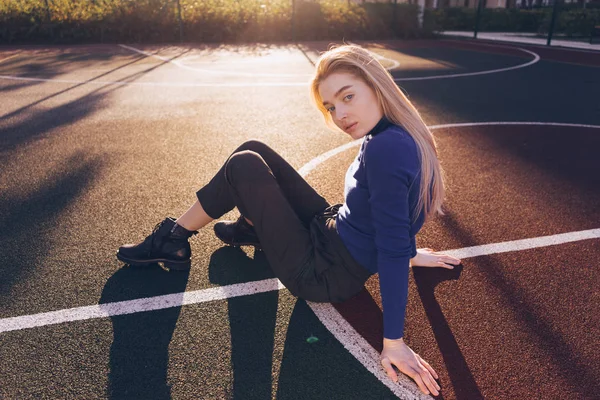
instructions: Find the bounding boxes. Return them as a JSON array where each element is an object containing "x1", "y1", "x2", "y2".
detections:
[
  {"x1": 0, "y1": 0, "x2": 433, "y2": 44},
  {"x1": 426, "y1": 6, "x2": 600, "y2": 36}
]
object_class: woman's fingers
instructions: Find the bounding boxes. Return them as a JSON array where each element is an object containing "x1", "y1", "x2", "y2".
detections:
[
  {"x1": 407, "y1": 367, "x2": 437, "y2": 396},
  {"x1": 381, "y1": 357, "x2": 398, "y2": 383},
  {"x1": 418, "y1": 357, "x2": 439, "y2": 380},
  {"x1": 413, "y1": 366, "x2": 440, "y2": 396},
  {"x1": 444, "y1": 256, "x2": 461, "y2": 264},
  {"x1": 421, "y1": 366, "x2": 441, "y2": 393},
  {"x1": 437, "y1": 261, "x2": 455, "y2": 269}
]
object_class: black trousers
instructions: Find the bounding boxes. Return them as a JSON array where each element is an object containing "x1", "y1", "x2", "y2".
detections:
[{"x1": 196, "y1": 140, "x2": 372, "y2": 303}]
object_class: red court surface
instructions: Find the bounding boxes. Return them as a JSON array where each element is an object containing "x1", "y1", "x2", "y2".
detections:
[{"x1": 0, "y1": 39, "x2": 598, "y2": 399}]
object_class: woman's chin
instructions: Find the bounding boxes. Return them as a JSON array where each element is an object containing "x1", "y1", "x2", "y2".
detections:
[{"x1": 349, "y1": 131, "x2": 366, "y2": 140}]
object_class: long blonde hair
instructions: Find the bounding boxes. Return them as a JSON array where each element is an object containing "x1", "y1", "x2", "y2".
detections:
[{"x1": 309, "y1": 44, "x2": 445, "y2": 222}]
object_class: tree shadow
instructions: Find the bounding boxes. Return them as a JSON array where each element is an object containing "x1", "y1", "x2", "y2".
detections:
[
  {"x1": 0, "y1": 52, "x2": 146, "y2": 124},
  {"x1": 0, "y1": 48, "x2": 190, "y2": 157},
  {"x1": 439, "y1": 210, "x2": 599, "y2": 399},
  {"x1": 99, "y1": 264, "x2": 190, "y2": 400},
  {"x1": 0, "y1": 152, "x2": 106, "y2": 306},
  {"x1": 0, "y1": 50, "x2": 140, "y2": 92},
  {"x1": 208, "y1": 246, "x2": 277, "y2": 400},
  {"x1": 461, "y1": 125, "x2": 600, "y2": 194}
]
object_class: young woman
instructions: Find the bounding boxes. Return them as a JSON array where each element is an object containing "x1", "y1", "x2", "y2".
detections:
[{"x1": 117, "y1": 45, "x2": 460, "y2": 396}]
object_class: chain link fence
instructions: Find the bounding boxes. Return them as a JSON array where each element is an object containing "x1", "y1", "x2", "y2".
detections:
[{"x1": 426, "y1": 0, "x2": 600, "y2": 46}]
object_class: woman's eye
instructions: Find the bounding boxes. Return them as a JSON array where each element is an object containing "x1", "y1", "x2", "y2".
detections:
[
  {"x1": 327, "y1": 106, "x2": 335, "y2": 113},
  {"x1": 344, "y1": 94, "x2": 353, "y2": 101}
]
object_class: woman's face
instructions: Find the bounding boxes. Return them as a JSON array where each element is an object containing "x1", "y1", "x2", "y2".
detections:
[{"x1": 318, "y1": 71, "x2": 383, "y2": 140}]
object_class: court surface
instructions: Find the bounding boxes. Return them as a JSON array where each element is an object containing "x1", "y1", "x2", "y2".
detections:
[{"x1": 0, "y1": 39, "x2": 599, "y2": 400}]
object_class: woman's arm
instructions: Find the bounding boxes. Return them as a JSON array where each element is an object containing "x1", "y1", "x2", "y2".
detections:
[{"x1": 365, "y1": 131, "x2": 442, "y2": 395}]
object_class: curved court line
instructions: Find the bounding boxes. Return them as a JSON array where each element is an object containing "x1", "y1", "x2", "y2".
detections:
[
  {"x1": 0, "y1": 122, "x2": 598, "y2": 397},
  {"x1": 0, "y1": 43, "x2": 539, "y2": 88},
  {"x1": 119, "y1": 44, "x2": 313, "y2": 78},
  {"x1": 394, "y1": 46, "x2": 539, "y2": 81}
]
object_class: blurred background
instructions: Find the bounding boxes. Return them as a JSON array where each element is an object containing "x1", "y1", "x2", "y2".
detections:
[{"x1": 0, "y1": 0, "x2": 598, "y2": 47}]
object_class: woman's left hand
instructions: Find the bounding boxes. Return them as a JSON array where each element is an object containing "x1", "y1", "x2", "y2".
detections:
[{"x1": 410, "y1": 248, "x2": 461, "y2": 269}]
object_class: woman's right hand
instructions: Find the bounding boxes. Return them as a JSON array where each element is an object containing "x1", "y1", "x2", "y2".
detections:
[
  {"x1": 410, "y1": 248, "x2": 461, "y2": 269},
  {"x1": 381, "y1": 337, "x2": 440, "y2": 396}
]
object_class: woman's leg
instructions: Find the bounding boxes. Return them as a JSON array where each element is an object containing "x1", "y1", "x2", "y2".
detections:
[
  {"x1": 195, "y1": 140, "x2": 329, "y2": 226},
  {"x1": 175, "y1": 200, "x2": 213, "y2": 232},
  {"x1": 203, "y1": 143, "x2": 330, "y2": 298}
]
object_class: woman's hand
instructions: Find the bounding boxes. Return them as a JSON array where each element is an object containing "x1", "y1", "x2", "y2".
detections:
[
  {"x1": 381, "y1": 338, "x2": 440, "y2": 396},
  {"x1": 410, "y1": 248, "x2": 461, "y2": 269}
]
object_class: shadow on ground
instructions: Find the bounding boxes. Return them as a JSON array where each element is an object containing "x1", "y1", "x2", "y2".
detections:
[
  {"x1": 100, "y1": 264, "x2": 190, "y2": 400},
  {"x1": 0, "y1": 153, "x2": 106, "y2": 307}
]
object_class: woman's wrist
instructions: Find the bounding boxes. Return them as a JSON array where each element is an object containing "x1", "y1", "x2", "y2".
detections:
[{"x1": 383, "y1": 337, "x2": 404, "y2": 346}]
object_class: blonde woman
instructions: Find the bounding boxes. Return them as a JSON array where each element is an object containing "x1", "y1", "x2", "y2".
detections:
[{"x1": 117, "y1": 45, "x2": 460, "y2": 396}]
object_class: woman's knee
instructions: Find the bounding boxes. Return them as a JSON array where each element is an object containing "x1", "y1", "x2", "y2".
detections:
[
  {"x1": 236, "y1": 139, "x2": 271, "y2": 154},
  {"x1": 225, "y1": 150, "x2": 269, "y2": 184}
]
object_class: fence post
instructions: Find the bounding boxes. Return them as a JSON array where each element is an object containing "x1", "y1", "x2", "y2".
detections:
[
  {"x1": 176, "y1": 0, "x2": 184, "y2": 43},
  {"x1": 474, "y1": 0, "x2": 483, "y2": 39},
  {"x1": 547, "y1": 0, "x2": 559, "y2": 46},
  {"x1": 44, "y1": 0, "x2": 52, "y2": 22},
  {"x1": 291, "y1": 0, "x2": 296, "y2": 42}
]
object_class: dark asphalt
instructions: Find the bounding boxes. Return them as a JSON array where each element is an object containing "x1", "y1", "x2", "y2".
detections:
[{"x1": 0, "y1": 39, "x2": 598, "y2": 399}]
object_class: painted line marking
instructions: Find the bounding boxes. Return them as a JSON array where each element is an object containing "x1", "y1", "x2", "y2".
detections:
[
  {"x1": 0, "y1": 43, "x2": 540, "y2": 87},
  {"x1": 441, "y1": 37, "x2": 600, "y2": 55},
  {"x1": 0, "y1": 279, "x2": 285, "y2": 333},
  {"x1": 0, "y1": 74, "x2": 307, "y2": 87},
  {"x1": 119, "y1": 44, "x2": 312, "y2": 77},
  {"x1": 1, "y1": 227, "x2": 598, "y2": 335},
  {"x1": 1, "y1": 121, "x2": 598, "y2": 398},
  {"x1": 394, "y1": 46, "x2": 539, "y2": 81},
  {"x1": 429, "y1": 121, "x2": 600, "y2": 129},
  {"x1": 347, "y1": 40, "x2": 539, "y2": 82}
]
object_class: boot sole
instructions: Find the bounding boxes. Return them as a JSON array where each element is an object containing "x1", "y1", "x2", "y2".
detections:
[
  {"x1": 116, "y1": 252, "x2": 191, "y2": 271},
  {"x1": 214, "y1": 236, "x2": 263, "y2": 250}
]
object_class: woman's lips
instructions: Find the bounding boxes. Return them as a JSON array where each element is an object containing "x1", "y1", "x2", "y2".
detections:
[{"x1": 346, "y1": 122, "x2": 357, "y2": 132}]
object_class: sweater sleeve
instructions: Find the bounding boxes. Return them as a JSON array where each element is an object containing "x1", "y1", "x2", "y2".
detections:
[{"x1": 364, "y1": 132, "x2": 417, "y2": 340}]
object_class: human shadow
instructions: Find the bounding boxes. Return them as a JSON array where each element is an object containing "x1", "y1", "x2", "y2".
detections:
[
  {"x1": 411, "y1": 263, "x2": 483, "y2": 400},
  {"x1": 0, "y1": 152, "x2": 106, "y2": 304},
  {"x1": 100, "y1": 264, "x2": 190, "y2": 400},
  {"x1": 328, "y1": 261, "x2": 480, "y2": 400},
  {"x1": 208, "y1": 246, "x2": 277, "y2": 400}
]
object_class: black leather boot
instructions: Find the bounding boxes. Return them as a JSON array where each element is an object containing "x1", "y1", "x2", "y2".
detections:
[
  {"x1": 117, "y1": 217, "x2": 198, "y2": 271},
  {"x1": 213, "y1": 215, "x2": 262, "y2": 250}
]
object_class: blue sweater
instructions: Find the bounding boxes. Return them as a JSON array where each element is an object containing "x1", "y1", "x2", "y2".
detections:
[{"x1": 336, "y1": 117, "x2": 425, "y2": 340}]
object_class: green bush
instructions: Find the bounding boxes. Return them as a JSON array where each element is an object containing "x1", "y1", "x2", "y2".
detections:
[
  {"x1": 0, "y1": 0, "x2": 434, "y2": 44},
  {"x1": 427, "y1": 6, "x2": 599, "y2": 36}
]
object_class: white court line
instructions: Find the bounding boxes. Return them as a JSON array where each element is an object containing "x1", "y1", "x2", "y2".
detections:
[
  {"x1": 441, "y1": 38, "x2": 600, "y2": 55},
  {"x1": 1, "y1": 227, "x2": 598, "y2": 335},
  {"x1": 394, "y1": 46, "x2": 539, "y2": 81},
  {"x1": 1, "y1": 121, "x2": 599, "y2": 398},
  {"x1": 0, "y1": 43, "x2": 539, "y2": 88},
  {"x1": 119, "y1": 44, "x2": 312, "y2": 77},
  {"x1": 347, "y1": 40, "x2": 539, "y2": 82},
  {"x1": 429, "y1": 121, "x2": 600, "y2": 130},
  {"x1": 0, "y1": 74, "x2": 307, "y2": 87}
]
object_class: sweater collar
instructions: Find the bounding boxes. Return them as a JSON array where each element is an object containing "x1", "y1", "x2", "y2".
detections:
[{"x1": 366, "y1": 116, "x2": 392, "y2": 137}]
